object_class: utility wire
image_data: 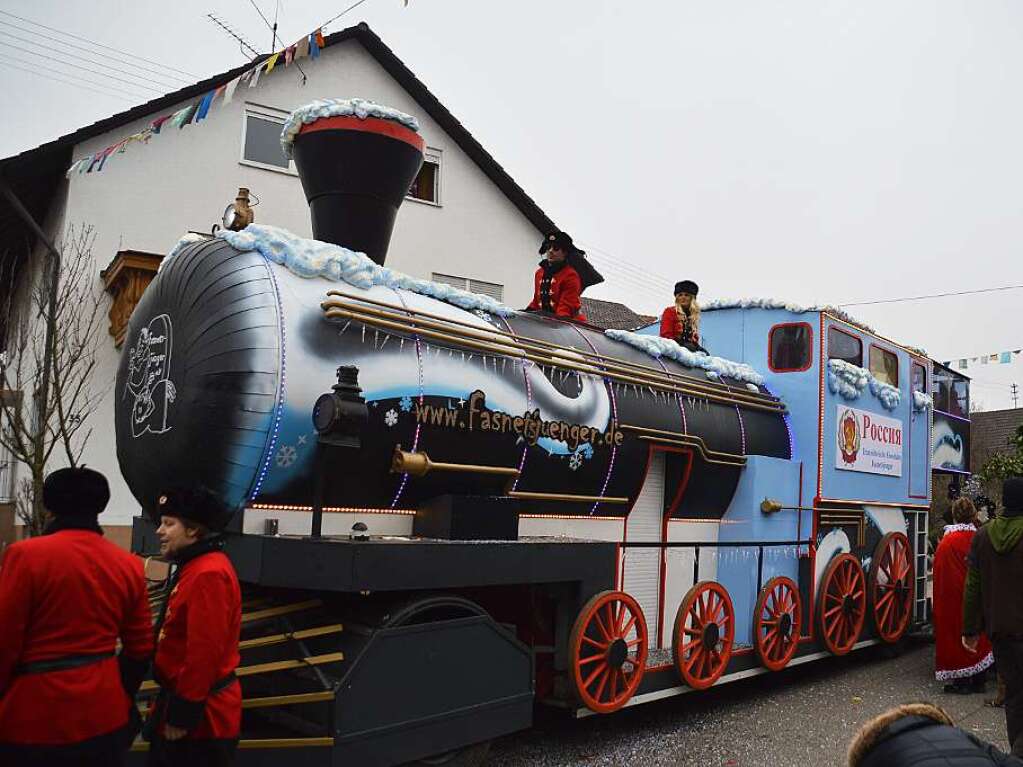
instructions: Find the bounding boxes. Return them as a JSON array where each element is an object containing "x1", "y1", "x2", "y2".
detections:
[
  {"x1": 7, "y1": 54, "x2": 157, "y2": 99},
  {"x1": 840, "y1": 284, "x2": 1023, "y2": 307},
  {"x1": 5, "y1": 60, "x2": 140, "y2": 103},
  {"x1": 0, "y1": 21, "x2": 192, "y2": 86},
  {"x1": 3, "y1": 42, "x2": 165, "y2": 94},
  {"x1": 0, "y1": 29, "x2": 184, "y2": 91},
  {"x1": 0, "y1": 9, "x2": 199, "y2": 79}
]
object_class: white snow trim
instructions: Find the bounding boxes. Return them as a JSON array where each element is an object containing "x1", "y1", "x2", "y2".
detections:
[
  {"x1": 935, "y1": 651, "x2": 994, "y2": 681},
  {"x1": 281, "y1": 98, "x2": 420, "y2": 158},
  {"x1": 913, "y1": 390, "x2": 933, "y2": 411},
  {"x1": 828, "y1": 359, "x2": 901, "y2": 411},
  {"x1": 164, "y1": 233, "x2": 209, "y2": 270},
  {"x1": 702, "y1": 297, "x2": 876, "y2": 334},
  {"x1": 603, "y1": 329, "x2": 765, "y2": 387},
  {"x1": 216, "y1": 224, "x2": 513, "y2": 316},
  {"x1": 943, "y1": 523, "x2": 977, "y2": 535}
]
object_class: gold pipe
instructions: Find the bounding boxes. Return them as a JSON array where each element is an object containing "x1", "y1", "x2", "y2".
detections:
[
  {"x1": 633, "y1": 435, "x2": 747, "y2": 468},
  {"x1": 242, "y1": 691, "x2": 335, "y2": 709},
  {"x1": 390, "y1": 447, "x2": 520, "y2": 478},
  {"x1": 322, "y1": 294, "x2": 781, "y2": 409},
  {"x1": 241, "y1": 599, "x2": 323, "y2": 624},
  {"x1": 131, "y1": 738, "x2": 335, "y2": 753},
  {"x1": 323, "y1": 306, "x2": 785, "y2": 414},
  {"x1": 324, "y1": 290, "x2": 783, "y2": 408},
  {"x1": 239, "y1": 624, "x2": 343, "y2": 650},
  {"x1": 507, "y1": 490, "x2": 629, "y2": 505}
]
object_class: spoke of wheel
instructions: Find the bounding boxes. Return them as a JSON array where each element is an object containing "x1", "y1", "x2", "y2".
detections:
[
  {"x1": 583, "y1": 661, "x2": 608, "y2": 689},
  {"x1": 593, "y1": 667, "x2": 610, "y2": 701},
  {"x1": 627, "y1": 638, "x2": 643, "y2": 649},
  {"x1": 610, "y1": 668, "x2": 619, "y2": 701},
  {"x1": 579, "y1": 654, "x2": 605, "y2": 666},
  {"x1": 876, "y1": 590, "x2": 895, "y2": 610},
  {"x1": 614, "y1": 602, "x2": 626, "y2": 635},
  {"x1": 605, "y1": 604, "x2": 620, "y2": 638},
  {"x1": 621, "y1": 615, "x2": 637, "y2": 640},
  {"x1": 593, "y1": 610, "x2": 613, "y2": 643},
  {"x1": 583, "y1": 635, "x2": 610, "y2": 651},
  {"x1": 685, "y1": 647, "x2": 704, "y2": 671}
]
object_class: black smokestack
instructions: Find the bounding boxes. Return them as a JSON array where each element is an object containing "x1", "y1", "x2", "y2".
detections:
[{"x1": 292, "y1": 114, "x2": 424, "y2": 265}]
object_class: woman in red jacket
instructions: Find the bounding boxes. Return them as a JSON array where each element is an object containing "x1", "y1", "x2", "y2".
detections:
[
  {"x1": 659, "y1": 280, "x2": 706, "y2": 353},
  {"x1": 526, "y1": 231, "x2": 587, "y2": 321},
  {"x1": 0, "y1": 468, "x2": 153, "y2": 767},
  {"x1": 933, "y1": 497, "x2": 993, "y2": 693},
  {"x1": 147, "y1": 488, "x2": 241, "y2": 767}
]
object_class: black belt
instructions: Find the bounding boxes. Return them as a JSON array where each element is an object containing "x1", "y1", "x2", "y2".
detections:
[
  {"x1": 16, "y1": 651, "x2": 116, "y2": 676},
  {"x1": 152, "y1": 669, "x2": 237, "y2": 696}
]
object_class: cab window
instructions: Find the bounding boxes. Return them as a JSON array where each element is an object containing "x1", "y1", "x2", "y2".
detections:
[
  {"x1": 912, "y1": 362, "x2": 926, "y2": 394},
  {"x1": 769, "y1": 323, "x2": 813, "y2": 372},
  {"x1": 869, "y1": 346, "x2": 899, "y2": 388},
  {"x1": 828, "y1": 327, "x2": 862, "y2": 367}
]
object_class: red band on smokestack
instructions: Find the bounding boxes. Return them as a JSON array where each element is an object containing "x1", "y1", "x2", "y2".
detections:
[{"x1": 298, "y1": 115, "x2": 425, "y2": 152}]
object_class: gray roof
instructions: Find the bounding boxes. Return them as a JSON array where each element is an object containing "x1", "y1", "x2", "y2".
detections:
[{"x1": 581, "y1": 297, "x2": 656, "y2": 331}]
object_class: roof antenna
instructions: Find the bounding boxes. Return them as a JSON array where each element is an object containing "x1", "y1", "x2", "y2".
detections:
[
  {"x1": 206, "y1": 12, "x2": 261, "y2": 61},
  {"x1": 242, "y1": 0, "x2": 308, "y2": 85}
]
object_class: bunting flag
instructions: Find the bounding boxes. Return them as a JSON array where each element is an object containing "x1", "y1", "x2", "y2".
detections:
[
  {"x1": 65, "y1": 21, "x2": 340, "y2": 178},
  {"x1": 940, "y1": 349, "x2": 1023, "y2": 370}
]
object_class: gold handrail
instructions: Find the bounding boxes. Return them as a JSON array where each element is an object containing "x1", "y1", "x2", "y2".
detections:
[
  {"x1": 620, "y1": 424, "x2": 749, "y2": 467},
  {"x1": 321, "y1": 294, "x2": 783, "y2": 411},
  {"x1": 507, "y1": 490, "x2": 629, "y2": 505},
  {"x1": 242, "y1": 691, "x2": 335, "y2": 709},
  {"x1": 323, "y1": 304, "x2": 784, "y2": 414},
  {"x1": 242, "y1": 599, "x2": 324, "y2": 624},
  {"x1": 239, "y1": 624, "x2": 343, "y2": 650},
  {"x1": 323, "y1": 290, "x2": 782, "y2": 409}
]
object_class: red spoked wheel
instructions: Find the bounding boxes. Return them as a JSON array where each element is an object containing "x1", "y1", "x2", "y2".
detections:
[
  {"x1": 568, "y1": 591, "x2": 648, "y2": 713},
  {"x1": 672, "y1": 581, "x2": 735, "y2": 690},
  {"x1": 870, "y1": 532, "x2": 915, "y2": 643},
  {"x1": 754, "y1": 576, "x2": 802, "y2": 671},
  {"x1": 818, "y1": 553, "x2": 866, "y2": 656}
]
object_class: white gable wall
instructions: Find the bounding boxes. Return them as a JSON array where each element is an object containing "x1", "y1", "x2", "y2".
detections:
[{"x1": 25, "y1": 38, "x2": 547, "y2": 530}]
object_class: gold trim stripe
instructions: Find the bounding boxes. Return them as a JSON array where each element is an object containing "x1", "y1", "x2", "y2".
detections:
[
  {"x1": 131, "y1": 737, "x2": 334, "y2": 752},
  {"x1": 138, "y1": 653, "x2": 344, "y2": 692},
  {"x1": 242, "y1": 691, "x2": 334, "y2": 709}
]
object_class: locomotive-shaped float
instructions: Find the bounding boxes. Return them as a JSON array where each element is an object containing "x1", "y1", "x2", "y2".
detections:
[{"x1": 122, "y1": 99, "x2": 929, "y2": 766}]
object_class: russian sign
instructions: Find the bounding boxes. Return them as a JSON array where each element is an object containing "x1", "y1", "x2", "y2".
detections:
[{"x1": 835, "y1": 405, "x2": 903, "y2": 477}]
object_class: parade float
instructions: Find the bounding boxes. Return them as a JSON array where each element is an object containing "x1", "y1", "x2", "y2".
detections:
[{"x1": 121, "y1": 98, "x2": 931, "y2": 766}]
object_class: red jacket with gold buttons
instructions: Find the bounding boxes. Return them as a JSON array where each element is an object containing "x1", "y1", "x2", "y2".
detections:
[
  {"x1": 526, "y1": 261, "x2": 586, "y2": 320},
  {"x1": 153, "y1": 546, "x2": 241, "y2": 740},
  {"x1": 0, "y1": 528, "x2": 153, "y2": 746}
]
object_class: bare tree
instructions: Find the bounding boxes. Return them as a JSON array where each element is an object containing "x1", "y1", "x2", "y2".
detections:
[{"x1": 0, "y1": 225, "x2": 107, "y2": 536}]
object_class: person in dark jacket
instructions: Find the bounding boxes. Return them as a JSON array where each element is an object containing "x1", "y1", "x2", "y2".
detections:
[
  {"x1": 526, "y1": 231, "x2": 588, "y2": 321},
  {"x1": 0, "y1": 467, "x2": 153, "y2": 767},
  {"x1": 659, "y1": 280, "x2": 707, "y2": 354},
  {"x1": 964, "y1": 476, "x2": 1023, "y2": 758},
  {"x1": 147, "y1": 488, "x2": 241, "y2": 767},
  {"x1": 847, "y1": 703, "x2": 1023, "y2": 766}
]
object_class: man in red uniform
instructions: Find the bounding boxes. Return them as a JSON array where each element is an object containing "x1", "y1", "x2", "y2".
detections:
[
  {"x1": 147, "y1": 488, "x2": 241, "y2": 767},
  {"x1": 0, "y1": 467, "x2": 153, "y2": 766},
  {"x1": 526, "y1": 231, "x2": 588, "y2": 321}
]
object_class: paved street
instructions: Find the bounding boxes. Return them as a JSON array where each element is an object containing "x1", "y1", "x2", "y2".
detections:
[{"x1": 490, "y1": 639, "x2": 1009, "y2": 767}]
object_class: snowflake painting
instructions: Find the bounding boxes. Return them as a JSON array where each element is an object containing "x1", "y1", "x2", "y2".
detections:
[
  {"x1": 275, "y1": 445, "x2": 297, "y2": 468},
  {"x1": 399, "y1": 395, "x2": 413, "y2": 412},
  {"x1": 384, "y1": 409, "x2": 399, "y2": 427},
  {"x1": 569, "y1": 453, "x2": 583, "y2": 471}
]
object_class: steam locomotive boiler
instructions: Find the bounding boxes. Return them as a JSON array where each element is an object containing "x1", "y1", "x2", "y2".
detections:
[{"x1": 122, "y1": 99, "x2": 928, "y2": 766}]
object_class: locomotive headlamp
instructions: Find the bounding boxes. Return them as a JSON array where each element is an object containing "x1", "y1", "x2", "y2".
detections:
[
  {"x1": 222, "y1": 187, "x2": 255, "y2": 232},
  {"x1": 312, "y1": 365, "x2": 368, "y2": 448}
]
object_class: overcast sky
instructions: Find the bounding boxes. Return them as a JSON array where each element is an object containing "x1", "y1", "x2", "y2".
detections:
[{"x1": 2, "y1": 0, "x2": 1021, "y2": 409}]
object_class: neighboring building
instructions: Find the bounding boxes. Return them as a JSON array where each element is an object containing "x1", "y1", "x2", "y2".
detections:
[
  {"x1": 928, "y1": 362, "x2": 972, "y2": 530},
  {"x1": 0, "y1": 23, "x2": 562, "y2": 544},
  {"x1": 970, "y1": 408, "x2": 1023, "y2": 471},
  {"x1": 580, "y1": 297, "x2": 655, "y2": 331}
]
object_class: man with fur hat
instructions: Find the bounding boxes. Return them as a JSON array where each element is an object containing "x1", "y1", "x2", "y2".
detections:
[
  {"x1": 147, "y1": 487, "x2": 241, "y2": 767},
  {"x1": 526, "y1": 231, "x2": 591, "y2": 321},
  {"x1": 964, "y1": 476, "x2": 1023, "y2": 757},
  {"x1": 0, "y1": 467, "x2": 153, "y2": 766},
  {"x1": 659, "y1": 280, "x2": 707, "y2": 354}
]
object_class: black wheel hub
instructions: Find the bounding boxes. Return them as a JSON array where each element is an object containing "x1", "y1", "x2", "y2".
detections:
[
  {"x1": 702, "y1": 621, "x2": 721, "y2": 649},
  {"x1": 779, "y1": 612, "x2": 793, "y2": 638},
  {"x1": 842, "y1": 594, "x2": 856, "y2": 615},
  {"x1": 608, "y1": 638, "x2": 628, "y2": 668}
]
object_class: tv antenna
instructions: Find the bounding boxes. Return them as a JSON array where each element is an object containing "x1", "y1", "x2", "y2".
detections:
[{"x1": 206, "y1": 12, "x2": 261, "y2": 60}]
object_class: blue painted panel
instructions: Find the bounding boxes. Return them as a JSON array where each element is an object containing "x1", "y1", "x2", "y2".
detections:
[
  {"x1": 909, "y1": 398, "x2": 930, "y2": 498},
  {"x1": 716, "y1": 456, "x2": 803, "y2": 649}
]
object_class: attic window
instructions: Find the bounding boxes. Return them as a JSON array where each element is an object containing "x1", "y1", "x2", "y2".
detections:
[
  {"x1": 431, "y1": 273, "x2": 503, "y2": 301},
  {"x1": 408, "y1": 149, "x2": 441, "y2": 204},
  {"x1": 241, "y1": 105, "x2": 294, "y2": 173}
]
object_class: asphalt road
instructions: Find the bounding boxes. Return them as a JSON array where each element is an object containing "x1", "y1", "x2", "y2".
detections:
[{"x1": 489, "y1": 640, "x2": 1009, "y2": 767}]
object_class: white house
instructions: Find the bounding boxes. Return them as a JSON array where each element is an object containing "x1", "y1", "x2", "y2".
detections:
[{"x1": 0, "y1": 23, "x2": 561, "y2": 546}]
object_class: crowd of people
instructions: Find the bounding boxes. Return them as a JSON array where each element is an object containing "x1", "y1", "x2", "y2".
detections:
[{"x1": 0, "y1": 468, "x2": 241, "y2": 767}]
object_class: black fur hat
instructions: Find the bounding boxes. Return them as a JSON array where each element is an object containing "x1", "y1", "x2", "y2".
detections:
[
  {"x1": 43, "y1": 467, "x2": 110, "y2": 517},
  {"x1": 539, "y1": 231, "x2": 575, "y2": 255},
  {"x1": 153, "y1": 486, "x2": 232, "y2": 531},
  {"x1": 674, "y1": 280, "x2": 699, "y2": 297}
]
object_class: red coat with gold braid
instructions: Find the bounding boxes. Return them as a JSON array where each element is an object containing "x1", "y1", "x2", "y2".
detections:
[
  {"x1": 153, "y1": 547, "x2": 241, "y2": 740},
  {"x1": 527, "y1": 261, "x2": 586, "y2": 321},
  {"x1": 0, "y1": 529, "x2": 153, "y2": 745}
]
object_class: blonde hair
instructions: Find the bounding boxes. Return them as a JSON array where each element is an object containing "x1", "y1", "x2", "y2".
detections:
[
  {"x1": 676, "y1": 296, "x2": 700, "y2": 337},
  {"x1": 951, "y1": 497, "x2": 977, "y2": 524},
  {"x1": 847, "y1": 703, "x2": 954, "y2": 766}
]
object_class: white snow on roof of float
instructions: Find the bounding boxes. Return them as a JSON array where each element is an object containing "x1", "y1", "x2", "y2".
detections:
[
  {"x1": 605, "y1": 329, "x2": 765, "y2": 388},
  {"x1": 280, "y1": 98, "x2": 420, "y2": 159},
  {"x1": 201, "y1": 224, "x2": 513, "y2": 316}
]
